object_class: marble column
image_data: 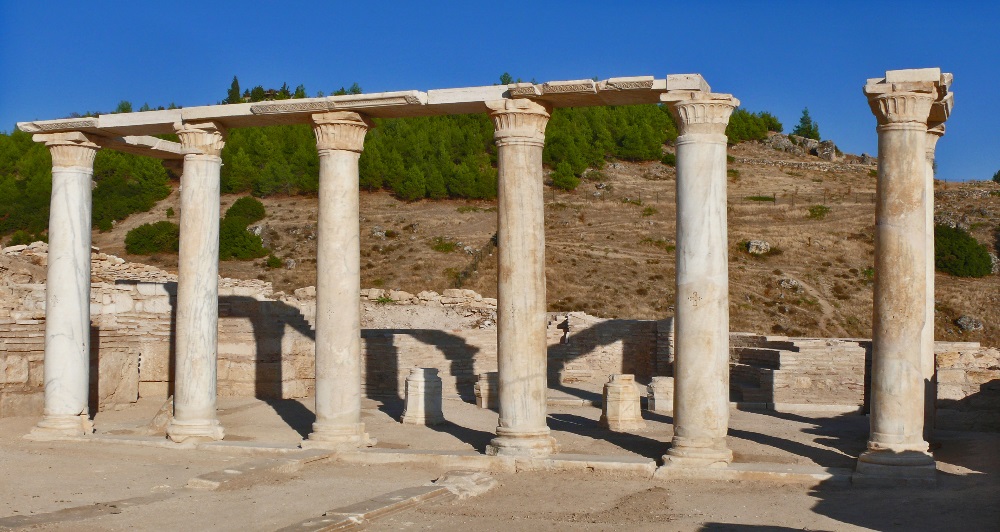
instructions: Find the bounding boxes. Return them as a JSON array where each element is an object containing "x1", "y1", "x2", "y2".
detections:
[
  {"x1": 167, "y1": 122, "x2": 226, "y2": 443},
  {"x1": 484, "y1": 99, "x2": 557, "y2": 458},
  {"x1": 29, "y1": 133, "x2": 99, "y2": 439},
  {"x1": 303, "y1": 111, "x2": 373, "y2": 449},
  {"x1": 922, "y1": 123, "x2": 945, "y2": 439},
  {"x1": 857, "y1": 86, "x2": 937, "y2": 477},
  {"x1": 662, "y1": 95, "x2": 738, "y2": 468}
]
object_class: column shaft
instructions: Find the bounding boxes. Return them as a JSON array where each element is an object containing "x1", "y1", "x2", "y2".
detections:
[
  {"x1": 167, "y1": 123, "x2": 225, "y2": 443},
  {"x1": 31, "y1": 135, "x2": 99, "y2": 438},
  {"x1": 485, "y1": 99, "x2": 557, "y2": 457},
  {"x1": 860, "y1": 89, "x2": 936, "y2": 469},
  {"x1": 663, "y1": 96, "x2": 737, "y2": 468},
  {"x1": 922, "y1": 126, "x2": 943, "y2": 439},
  {"x1": 304, "y1": 112, "x2": 371, "y2": 449}
]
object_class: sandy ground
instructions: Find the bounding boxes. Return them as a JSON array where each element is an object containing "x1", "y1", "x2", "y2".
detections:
[{"x1": 2, "y1": 395, "x2": 997, "y2": 531}]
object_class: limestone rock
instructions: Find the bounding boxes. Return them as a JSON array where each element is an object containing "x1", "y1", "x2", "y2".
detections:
[
  {"x1": 815, "y1": 140, "x2": 840, "y2": 162},
  {"x1": 956, "y1": 315, "x2": 984, "y2": 332},
  {"x1": 746, "y1": 240, "x2": 771, "y2": 255}
]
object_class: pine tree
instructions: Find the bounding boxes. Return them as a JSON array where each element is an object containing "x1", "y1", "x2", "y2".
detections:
[
  {"x1": 499, "y1": 73, "x2": 514, "y2": 85},
  {"x1": 226, "y1": 76, "x2": 241, "y2": 104},
  {"x1": 792, "y1": 108, "x2": 820, "y2": 140}
]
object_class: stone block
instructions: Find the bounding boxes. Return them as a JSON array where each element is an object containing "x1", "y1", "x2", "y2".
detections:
[
  {"x1": 666, "y1": 74, "x2": 710, "y2": 93},
  {"x1": 599, "y1": 374, "x2": 646, "y2": 431},
  {"x1": 138, "y1": 341, "x2": 171, "y2": 382},
  {"x1": 0, "y1": 391, "x2": 44, "y2": 417},
  {"x1": 648, "y1": 376, "x2": 674, "y2": 413},
  {"x1": 138, "y1": 381, "x2": 169, "y2": 398},
  {"x1": 937, "y1": 384, "x2": 968, "y2": 402},
  {"x1": 936, "y1": 369, "x2": 967, "y2": 385},
  {"x1": 401, "y1": 368, "x2": 445, "y2": 425},
  {"x1": 98, "y1": 349, "x2": 139, "y2": 408},
  {"x1": 884, "y1": 68, "x2": 942, "y2": 84},
  {"x1": 1, "y1": 355, "x2": 29, "y2": 384},
  {"x1": 474, "y1": 372, "x2": 498, "y2": 409}
]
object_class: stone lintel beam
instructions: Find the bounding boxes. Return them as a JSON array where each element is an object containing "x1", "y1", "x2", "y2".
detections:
[{"x1": 17, "y1": 75, "x2": 723, "y2": 137}]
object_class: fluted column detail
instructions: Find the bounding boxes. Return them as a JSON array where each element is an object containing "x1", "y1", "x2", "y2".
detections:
[
  {"x1": 29, "y1": 133, "x2": 99, "y2": 439},
  {"x1": 484, "y1": 99, "x2": 558, "y2": 458},
  {"x1": 167, "y1": 121, "x2": 226, "y2": 443},
  {"x1": 303, "y1": 112, "x2": 374, "y2": 449},
  {"x1": 661, "y1": 95, "x2": 738, "y2": 468}
]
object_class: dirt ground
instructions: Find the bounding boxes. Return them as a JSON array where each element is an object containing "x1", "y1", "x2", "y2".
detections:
[{"x1": 2, "y1": 396, "x2": 997, "y2": 531}]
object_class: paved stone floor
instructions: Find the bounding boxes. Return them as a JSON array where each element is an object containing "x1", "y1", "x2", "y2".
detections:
[{"x1": 1, "y1": 393, "x2": 997, "y2": 530}]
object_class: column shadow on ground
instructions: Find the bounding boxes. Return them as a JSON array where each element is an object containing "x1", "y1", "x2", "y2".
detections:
[{"x1": 547, "y1": 412, "x2": 666, "y2": 459}]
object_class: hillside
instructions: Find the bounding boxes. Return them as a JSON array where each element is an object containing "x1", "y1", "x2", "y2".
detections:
[{"x1": 90, "y1": 138, "x2": 1000, "y2": 347}]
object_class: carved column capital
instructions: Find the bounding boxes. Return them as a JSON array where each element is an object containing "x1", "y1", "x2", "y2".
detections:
[
  {"x1": 33, "y1": 132, "x2": 100, "y2": 168},
  {"x1": 867, "y1": 92, "x2": 935, "y2": 128},
  {"x1": 175, "y1": 121, "x2": 226, "y2": 156},
  {"x1": 311, "y1": 112, "x2": 373, "y2": 153},
  {"x1": 486, "y1": 99, "x2": 551, "y2": 147},
  {"x1": 666, "y1": 95, "x2": 739, "y2": 136},
  {"x1": 925, "y1": 123, "x2": 945, "y2": 159}
]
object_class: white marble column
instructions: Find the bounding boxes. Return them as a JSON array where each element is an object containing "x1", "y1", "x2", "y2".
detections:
[
  {"x1": 485, "y1": 99, "x2": 558, "y2": 458},
  {"x1": 167, "y1": 122, "x2": 226, "y2": 443},
  {"x1": 29, "y1": 133, "x2": 99, "y2": 439},
  {"x1": 662, "y1": 95, "x2": 738, "y2": 468},
  {"x1": 303, "y1": 111, "x2": 373, "y2": 449},
  {"x1": 922, "y1": 122, "x2": 945, "y2": 439},
  {"x1": 857, "y1": 80, "x2": 939, "y2": 478}
]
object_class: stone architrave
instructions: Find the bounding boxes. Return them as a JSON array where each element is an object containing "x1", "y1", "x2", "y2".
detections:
[
  {"x1": 167, "y1": 121, "x2": 226, "y2": 443},
  {"x1": 599, "y1": 374, "x2": 646, "y2": 431},
  {"x1": 647, "y1": 376, "x2": 674, "y2": 414},
  {"x1": 28, "y1": 133, "x2": 100, "y2": 439},
  {"x1": 401, "y1": 368, "x2": 445, "y2": 425},
  {"x1": 857, "y1": 69, "x2": 952, "y2": 484},
  {"x1": 302, "y1": 111, "x2": 374, "y2": 450},
  {"x1": 474, "y1": 372, "x2": 498, "y2": 409},
  {"x1": 659, "y1": 92, "x2": 739, "y2": 468},
  {"x1": 484, "y1": 99, "x2": 558, "y2": 458}
]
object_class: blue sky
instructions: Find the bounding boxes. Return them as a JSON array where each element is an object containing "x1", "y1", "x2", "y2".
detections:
[{"x1": 1, "y1": 1, "x2": 997, "y2": 181}]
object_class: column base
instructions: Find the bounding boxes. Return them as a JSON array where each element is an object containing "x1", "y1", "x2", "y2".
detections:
[
  {"x1": 166, "y1": 418, "x2": 224, "y2": 443},
  {"x1": 26, "y1": 414, "x2": 93, "y2": 440},
  {"x1": 599, "y1": 416, "x2": 647, "y2": 432},
  {"x1": 486, "y1": 427, "x2": 558, "y2": 458},
  {"x1": 401, "y1": 412, "x2": 446, "y2": 426},
  {"x1": 302, "y1": 422, "x2": 374, "y2": 450},
  {"x1": 661, "y1": 436, "x2": 732, "y2": 468},
  {"x1": 854, "y1": 450, "x2": 937, "y2": 486}
]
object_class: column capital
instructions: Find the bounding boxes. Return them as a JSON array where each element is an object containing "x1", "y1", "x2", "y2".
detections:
[
  {"x1": 33, "y1": 132, "x2": 100, "y2": 168},
  {"x1": 663, "y1": 94, "x2": 739, "y2": 136},
  {"x1": 311, "y1": 111, "x2": 373, "y2": 152},
  {"x1": 926, "y1": 123, "x2": 945, "y2": 159},
  {"x1": 866, "y1": 91, "x2": 936, "y2": 127},
  {"x1": 486, "y1": 99, "x2": 551, "y2": 146},
  {"x1": 175, "y1": 121, "x2": 226, "y2": 156},
  {"x1": 863, "y1": 69, "x2": 952, "y2": 127}
]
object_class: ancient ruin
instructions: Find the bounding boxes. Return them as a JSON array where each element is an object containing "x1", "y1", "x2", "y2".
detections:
[{"x1": 5, "y1": 69, "x2": 989, "y2": 488}]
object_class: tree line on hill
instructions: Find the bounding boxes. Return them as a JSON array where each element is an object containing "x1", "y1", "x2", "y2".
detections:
[{"x1": 1, "y1": 74, "x2": 787, "y2": 242}]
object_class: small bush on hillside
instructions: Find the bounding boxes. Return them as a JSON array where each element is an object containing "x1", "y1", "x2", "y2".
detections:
[
  {"x1": 660, "y1": 152, "x2": 676, "y2": 167},
  {"x1": 224, "y1": 196, "x2": 266, "y2": 224},
  {"x1": 125, "y1": 221, "x2": 180, "y2": 255},
  {"x1": 807, "y1": 205, "x2": 831, "y2": 219},
  {"x1": 993, "y1": 169, "x2": 1000, "y2": 184},
  {"x1": 219, "y1": 216, "x2": 268, "y2": 260},
  {"x1": 935, "y1": 224, "x2": 992, "y2": 277},
  {"x1": 6, "y1": 230, "x2": 44, "y2": 247},
  {"x1": 642, "y1": 206, "x2": 658, "y2": 217},
  {"x1": 266, "y1": 254, "x2": 282, "y2": 268},
  {"x1": 166, "y1": 207, "x2": 175, "y2": 217},
  {"x1": 431, "y1": 237, "x2": 457, "y2": 253}
]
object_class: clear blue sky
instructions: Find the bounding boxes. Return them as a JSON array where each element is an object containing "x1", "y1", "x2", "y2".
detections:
[{"x1": 2, "y1": 1, "x2": 997, "y2": 181}]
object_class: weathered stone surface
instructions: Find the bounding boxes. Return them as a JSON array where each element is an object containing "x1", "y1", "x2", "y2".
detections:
[
  {"x1": 401, "y1": 367, "x2": 445, "y2": 425},
  {"x1": 746, "y1": 240, "x2": 771, "y2": 255},
  {"x1": 599, "y1": 374, "x2": 645, "y2": 431}
]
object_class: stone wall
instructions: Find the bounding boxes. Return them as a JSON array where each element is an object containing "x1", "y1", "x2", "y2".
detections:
[{"x1": 935, "y1": 342, "x2": 1000, "y2": 432}]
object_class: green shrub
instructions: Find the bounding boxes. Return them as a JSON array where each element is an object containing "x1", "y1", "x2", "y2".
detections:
[
  {"x1": 219, "y1": 216, "x2": 268, "y2": 260},
  {"x1": 992, "y1": 169, "x2": 1000, "y2": 184},
  {"x1": 746, "y1": 195, "x2": 776, "y2": 202},
  {"x1": 807, "y1": 205, "x2": 830, "y2": 219},
  {"x1": 224, "y1": 196, "x2": 266, "y2": 224},
  {"x1": 660, "y1": 152, "x2": 676, "y2": 167},
  {"x1": 641, "y1": 206, "x2": 658, "y2": 217},
  {"x1": 166, "y1": 207, "x2": 175, "y2": 217},
  {"x1": 431, "y1": 237, "x2": 457, "y2": 253},
  {"x1": 6, "y1": 230, "x2": 43, "y2": 247},
  {"x1": 551, "y1": 162, "x2": 580, "y2": 191},
  {"x1": 266, "y1": 254, "x2": 282, "y2": 268},
  {"x1": 935, "y1": 224, "x2": 991, "y2": 277},
  {"x1": 124, "y1": 221, "x2": 180, "y2": 255},
  {"x1": 375, "y1": 295, "x2": 395, "y2": 305},
  {"x1": 868, "y1": 169, "x2": 878, "y2": 178},
  {"x1": 727, "y1": 169, "x2": 740, "y2": 179}
]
